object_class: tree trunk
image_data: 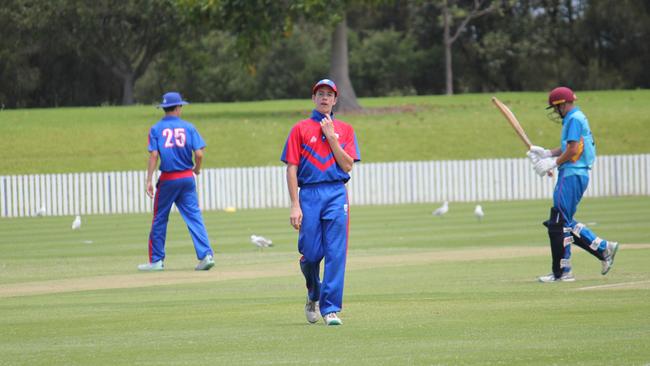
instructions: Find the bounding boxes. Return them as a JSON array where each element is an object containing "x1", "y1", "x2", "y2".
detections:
[
  {"x1": 121, "y1": 72, "x2": 135, "y2": 105},
  {"x1": 330, "y1": 14, "x2": 362, "y2": 113},
  {"x1": 443, "y1": 2, "x2": 454, "y2": 95}
]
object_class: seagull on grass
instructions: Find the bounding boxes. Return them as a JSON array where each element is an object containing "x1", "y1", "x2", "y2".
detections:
[
  {"x1": 432, "y1": 201, "x2": 449, "y2": 217},
  {"x1": 35, "y1": 206, "x2": 46, "y2": 217},
  {"x1": 251, "y1": 235, "x2": 273, "y2": 249},
  {"x1": 72, "y1": 215, "x2": 81, "y2": 230},
  {"x1": 474, "y1": 205, "x2": 484, "y2": 222}
]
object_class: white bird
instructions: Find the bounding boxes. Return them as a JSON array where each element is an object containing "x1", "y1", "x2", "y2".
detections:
[
  {"x1": 35, "y1": 206, "x2": 46, "y2": 217},
  {"x1": 250, "y1": 235, "x2": 273, "y2": 249},
  {"x1": 432, "y1": 201, "x2": 449, "y2": 216},
  {"x1": 71, "y1": 215, "x2": 81, "y2": 230},
  {"x1": 474, "y1": 204, "x2": 484, "y2": 221}
]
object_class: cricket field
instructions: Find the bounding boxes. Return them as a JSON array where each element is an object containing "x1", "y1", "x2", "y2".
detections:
[{"x1": 1, "y1": 197, "x2": 649, "y2": 365}]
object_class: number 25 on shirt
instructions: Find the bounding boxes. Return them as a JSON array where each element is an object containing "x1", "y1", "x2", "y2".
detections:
[{"x1": 162, "y1": 128, "x2": 186, "y2": 148}]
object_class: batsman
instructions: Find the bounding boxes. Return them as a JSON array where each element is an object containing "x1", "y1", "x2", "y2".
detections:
[{"x1": 528, "y1": 86, "x2": 619, "y2": 282}]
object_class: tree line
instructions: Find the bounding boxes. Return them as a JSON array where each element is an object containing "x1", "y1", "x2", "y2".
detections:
[{"x1": 0, "y1": 0, "x2": 648, "y2": 109}]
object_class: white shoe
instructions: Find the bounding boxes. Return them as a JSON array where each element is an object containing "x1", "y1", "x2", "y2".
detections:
[
  {"x1": 601, "y1": 241, "x2": 619, "y2": 275},
  {"x1": 538, "y1": 272, "x2": 575, "y2": 283},
  {"x1": 138, "y1": 260, "x2": 164, "y2": 271},
  {"x1": 323, "y1": 312, "x2": 342, "y2": 326},
  {"x1": 195, "y1": 254, "x2": 215, "y2": 271},
  {"x1": 305, "y1": 297, "x2": 319, "y2": 324}
]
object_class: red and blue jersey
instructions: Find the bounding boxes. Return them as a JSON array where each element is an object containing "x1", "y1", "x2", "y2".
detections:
[
  {"x1": 281, "y1": 110, "x2": 361, "y2": 186},
  {"x1": 148, "y1": 116, "x2": 206, "y2": 172}
]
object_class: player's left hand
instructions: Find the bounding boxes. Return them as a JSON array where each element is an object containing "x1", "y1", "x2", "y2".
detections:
[
  {"x1": 527, "y1": 146, "x2": 551, "y2": 165},
  {"x1": 320, "y1": 114, "x2": 337, "y2": 140},
  {"x1": 533, "y1": 157, "x2": 557, "y2": 177},
  {"x1": 526, "y1": 150, "x2": 541, "y2": 165}
]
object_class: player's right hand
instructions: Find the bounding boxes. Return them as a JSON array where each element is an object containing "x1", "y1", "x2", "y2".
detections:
[
  {"x1": 533, "y1": 157, "x2": 557, "y2": 177},
  {"x1": 290, "y1": 206, "x2": 302, "y2": 230},
  {"x1": 146, "y1": 181, "x2": 154, "y2": 199}
]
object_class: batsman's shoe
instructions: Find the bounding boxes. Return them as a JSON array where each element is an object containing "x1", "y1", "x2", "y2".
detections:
[
  {"x1": 601, "y1": 241, "x2": 619, "y2": 275},
  {"x1": 323, "y1": 312, "x2": 342, "y2": 326},
  {"x1": 305, "y1": 297, "x2": 319, "y2": 324},
  {"x1": 138, "y1": 260, "x2": 164, "y2": 272},
  {"x1": 195, "y1": 254, "x2": 215, "y2": 271},
  {"x1": 538, "y1": 271, "x2": 575, "y2": 283}
]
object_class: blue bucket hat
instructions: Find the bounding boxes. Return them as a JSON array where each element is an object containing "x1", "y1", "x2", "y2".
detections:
[{"x1": 158, "y1": 92, "x2": 189, "y2": 108}]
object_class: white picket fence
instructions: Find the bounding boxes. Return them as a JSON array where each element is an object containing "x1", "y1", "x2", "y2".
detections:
[{"x1": 1, "y1": 154, "x2": 649, "y2": 218}]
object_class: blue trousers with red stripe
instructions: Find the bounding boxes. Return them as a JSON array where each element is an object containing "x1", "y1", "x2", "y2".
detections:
[
  {"x1": 553, "y1": 170, "x2": 607, "y2": 273},
  {"x1": 298, "y1": 182, "x2": 349, "y2": 316},
  {"x1": 149, "y1": 176, "x2": 213, "y2": 263}
]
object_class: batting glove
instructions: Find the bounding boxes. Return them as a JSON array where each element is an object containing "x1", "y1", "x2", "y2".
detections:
[
  {"x1": 533, "y1": 157, "x2": 557, "y2": 177},
  {"x1": 527, "y1": 145, "x2": 552, "y2": 165}
]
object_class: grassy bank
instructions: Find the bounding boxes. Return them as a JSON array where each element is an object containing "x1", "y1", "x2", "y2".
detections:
[{"x1": 1, "y1": 90, "x2": 649, "y2": 174}]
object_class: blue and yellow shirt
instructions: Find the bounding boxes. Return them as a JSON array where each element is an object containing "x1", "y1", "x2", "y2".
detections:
[{"x1": 559, "y1": 107, "x2": 596, "y2": 177}]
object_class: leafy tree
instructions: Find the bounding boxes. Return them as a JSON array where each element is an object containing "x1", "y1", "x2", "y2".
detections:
[
  {"x1": 0, "y1": 2, "x2": 39, "y2": 108},
  {"x1": 186, "y1": 0, "x2": 365, "y2": 111},
  {"x1": 3, "y1": 0, "x2": 650, "y2": 108},
  {"x1": 65, "y1": 0, "x2": 187, "y2": 105},
  {"x1": 437, "y1": 0, "x2": 499, "y2": 95},
  {"x1": 0, "y1": 0, "x2": 119, "y2": 107},
  {"x1": 329, "y1": 13, "x2": 362, "y2": 112},
  {"x1": 135, "y1": 30, "x2": 259, "y2": 103},
  {"x1": 255, "y1": 26, "x2": 330, "y2": 100},
  {"x1": 135, "y1": 26, "x2": 330, "y2": 103},
  {"x1": 349, "y1": 29, "x2": 420, "y2": 96},
  {"x1": 579, "y1": 0, "x2": 650, "y2": 89}
]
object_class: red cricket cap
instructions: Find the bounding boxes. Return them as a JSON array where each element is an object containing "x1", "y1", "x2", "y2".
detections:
[
  {"x1": 312, "y1": 79, "x2": 338, "y2": 96},
  {"x1": 547, "y1": 86, "x2": 577, "y2": 109}
]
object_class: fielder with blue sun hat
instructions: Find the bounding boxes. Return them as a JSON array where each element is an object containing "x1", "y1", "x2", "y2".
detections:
[{"x1": 138, "y1": 91, "x2": 215, "y2": 272}]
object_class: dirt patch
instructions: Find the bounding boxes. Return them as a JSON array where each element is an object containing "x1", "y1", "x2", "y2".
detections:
[
  {"x1": 338, "y1": 104, "x2": 425, "y2": 116},
  {"x1": 1, "y1": 244, "x2": 648, "y2": 298},
  {"x1": 351, "y1": 246, "x2": 548, "y2": 269}
]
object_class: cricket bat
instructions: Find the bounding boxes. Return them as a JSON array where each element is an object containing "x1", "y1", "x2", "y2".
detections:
[{"x1": 491, "y1": 96, "x2": 532, "y2": 150}]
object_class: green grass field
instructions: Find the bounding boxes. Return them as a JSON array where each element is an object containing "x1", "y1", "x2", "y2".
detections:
[
  {"x1": 1, "y1": 90, "x2": 649, "y2": 174},
  {"x1": 1, "y1": 197, "x2": 649, "y2": 365}
]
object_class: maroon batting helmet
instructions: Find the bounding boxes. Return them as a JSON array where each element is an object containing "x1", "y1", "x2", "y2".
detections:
[{"x1": 547, "y1": 87, "x2": 576, "y2": 109}]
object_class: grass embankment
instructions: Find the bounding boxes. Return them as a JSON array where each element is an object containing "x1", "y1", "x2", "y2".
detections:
[{"x1": 1, "y1": 90, "x2": 649, "y2": 174}]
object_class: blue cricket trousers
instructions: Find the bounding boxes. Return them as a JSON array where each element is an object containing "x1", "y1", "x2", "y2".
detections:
[
  {"x1": 148, "y1": 171, "x2": 213, "y2": 263},
  {"x1": 553, "y1": 170, "x2": 607, "y2": 268},
  {"x1": 298, "y1": 182, "x2": 349, "y2": 316}
]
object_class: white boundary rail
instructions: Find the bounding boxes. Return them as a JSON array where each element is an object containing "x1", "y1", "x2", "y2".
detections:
[{"x1": 1, "y1": 154, "x2": 648, "y2": 218}]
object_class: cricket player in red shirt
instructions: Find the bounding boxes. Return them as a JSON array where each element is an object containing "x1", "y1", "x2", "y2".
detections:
[{"x1": 281, "y1": 79, "x2": 361, "y2": 325}]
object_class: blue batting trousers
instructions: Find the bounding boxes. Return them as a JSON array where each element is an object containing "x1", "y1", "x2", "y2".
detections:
[
  {"x1": 553, "y1": 170, "x2": 607, "y2": 271},
  {"x1": 148, "y1": 175, "x2": 213, "y2": 263},
  {"x1": 298, "y1": 182, "x2": 349, "y2": 316}
]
